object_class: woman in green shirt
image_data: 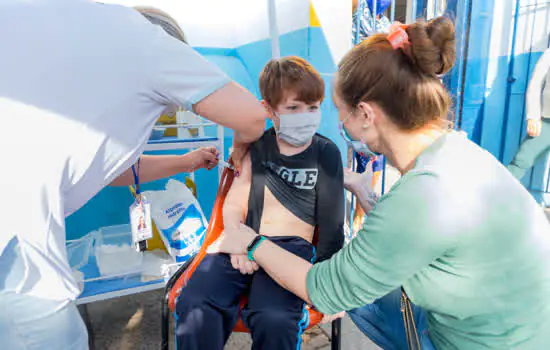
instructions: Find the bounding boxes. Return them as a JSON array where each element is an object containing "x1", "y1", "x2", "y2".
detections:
[{"x1": 214, "y1": 16, "x2": 550, "y2": 349}]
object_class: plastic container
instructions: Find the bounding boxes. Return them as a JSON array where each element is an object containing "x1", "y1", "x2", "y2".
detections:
[
  {"x1": 66, "y1": 232, "x2": 95, "y2": 290},
  {"x1": 66, "y1": 232, "x2": 95, "y2": 271},
  {"x1": 94, "y1": 224, "x2": 143, "y2": 277}
]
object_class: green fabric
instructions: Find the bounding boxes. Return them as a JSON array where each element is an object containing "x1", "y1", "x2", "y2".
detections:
[
  {"x1": 507, "y1": 118, "x2": 550, "y2": 180},
  {"x1": 306, "y1": 131, "x2": 550, "y2": 349}
]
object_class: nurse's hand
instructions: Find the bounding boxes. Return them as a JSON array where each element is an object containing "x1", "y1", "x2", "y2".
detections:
[
  {"x1": 187, "y1": 146, "x2": 219, "y2": 171},
  {"x1": 344, "y1": 165, "x2": 373, "y2": 194}
]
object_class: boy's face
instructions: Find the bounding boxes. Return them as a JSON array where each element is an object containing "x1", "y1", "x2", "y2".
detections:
[{"x1": 267, "y1": 92, "x2": 321, "y2": 130}]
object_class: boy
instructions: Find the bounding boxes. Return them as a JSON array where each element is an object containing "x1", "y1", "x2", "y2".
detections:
[{"x1": 175, "y1": 56, "x2": 345, "y2": 350}]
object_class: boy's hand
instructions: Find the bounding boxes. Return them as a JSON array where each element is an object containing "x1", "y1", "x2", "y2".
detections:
[
  {"x1": 230, "y1": 254, "x2": 259, "y2": 275},
  {"x1": 321, "y1": 311, "x2": 346, "y2": 324}
]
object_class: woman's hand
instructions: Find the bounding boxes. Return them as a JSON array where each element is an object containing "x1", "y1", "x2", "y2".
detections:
[
  {"x1": 187, "y1": 146, "x2": 219, "y2": 171},
  {"x1": 230, "y1": 254, "x2": 259, "y2": 274},
  {"x1": 207, "y1": 223, "x2": 257, "y2": 255},
  {"x1": 320, "y1": 311, "x2": 346, "y2": 324},
  {"x1": 344, "y1": 165, "x2": 373, "y2": 194},
  {"x1": 527, "y1": 119, "x2": 542, "y2": 137}
]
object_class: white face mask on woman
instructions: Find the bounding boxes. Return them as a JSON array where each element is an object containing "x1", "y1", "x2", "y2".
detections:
[{"x1": 274, "y1": 110, "x2": 322, "y2": 147}]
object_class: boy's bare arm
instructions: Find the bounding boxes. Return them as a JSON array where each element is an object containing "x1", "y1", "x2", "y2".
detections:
[{"x1": 223, "y1": 152, "x2": 252, "y2": 230}]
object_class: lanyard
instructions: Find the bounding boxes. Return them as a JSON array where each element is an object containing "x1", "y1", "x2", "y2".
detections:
[{"x1": 131, "y1": 158, "x2": 141, "y2": 195}]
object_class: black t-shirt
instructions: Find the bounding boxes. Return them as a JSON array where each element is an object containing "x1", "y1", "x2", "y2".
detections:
[{"x1": 245, "y1": 128, "x2": 345, "y2": 262}]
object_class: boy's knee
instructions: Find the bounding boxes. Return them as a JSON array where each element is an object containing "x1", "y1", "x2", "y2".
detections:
[{"x1": 175, "y1": 286, "x2": 209, "y2": 316}]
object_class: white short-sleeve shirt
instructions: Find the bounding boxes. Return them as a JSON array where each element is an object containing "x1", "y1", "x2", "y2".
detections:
[{"x1": 0, "y1": 0, "x2": 230, "y2": 301}]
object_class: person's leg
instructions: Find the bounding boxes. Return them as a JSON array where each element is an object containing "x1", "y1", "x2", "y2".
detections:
[
  {"x1": 507, "y1": 119, "x2": 550, "y2": 180},
  {"x1": 0, "y1": 238, "x2": 88, "y2": 350},
  {"x1": 348, "y1": 288, "x2": 435, "y2": 350},
  {"x1": 241, "y1": 237, "x2": 315, "y2": 350},
  {"x1": 175, "y1": 253, "x2": 250, "y2": 350}
]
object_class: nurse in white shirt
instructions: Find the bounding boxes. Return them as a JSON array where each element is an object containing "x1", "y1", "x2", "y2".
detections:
[{"x1": 0, "y1": 1, "x2": 266, "y2": 349}]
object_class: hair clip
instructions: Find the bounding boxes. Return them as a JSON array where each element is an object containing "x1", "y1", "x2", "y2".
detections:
[{"x1": 387, "y1": 22, "x2": 410, "y2": 51}]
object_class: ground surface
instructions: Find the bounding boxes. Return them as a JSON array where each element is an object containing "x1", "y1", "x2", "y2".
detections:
[{"x1": 84, "y1": 289, "x2": 381, "y2": 350}]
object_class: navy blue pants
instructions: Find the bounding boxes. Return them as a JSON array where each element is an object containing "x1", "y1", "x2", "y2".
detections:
[{"x1": 175, "y1": 236, "x2": 315, "y2": 350}]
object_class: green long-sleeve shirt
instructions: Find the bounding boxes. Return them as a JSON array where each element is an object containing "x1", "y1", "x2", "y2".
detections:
[{"x1": 307, "y1": 131, "x2": 550, "y2": 349}]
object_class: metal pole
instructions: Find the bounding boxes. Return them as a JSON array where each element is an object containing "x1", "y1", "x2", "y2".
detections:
[
  {"x1": 372, "y1": 0, "x2": 377, "y2": 32},
  {"x1": 354, "y1": 0, "x2": 364, "y2": 45},
  {"x1": 499, "y1": 0, "x2": 521, "y2": 161},
  {"x1": 267, "y1": 0, "x2": 280, "y2": 59},
  {"x1": 391, "y1": 0, "x2": 396, "y2": 22}
]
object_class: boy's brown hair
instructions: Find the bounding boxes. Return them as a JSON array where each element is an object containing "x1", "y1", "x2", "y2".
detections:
[{"x1": 259, "y1": 56, "x2": 325, "y2": 108}]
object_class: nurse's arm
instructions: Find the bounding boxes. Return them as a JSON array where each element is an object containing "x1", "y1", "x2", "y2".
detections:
[
  {"x1": 147, "y1": 30, "x2": 265, "y2": 144},
  {"x1": 109, "y1": 150, "x2": 216, "y2": 187},
  {"x1": 226, "y1": 174, "x2": 453, "y2": 314},
  {"x1": 194, "y1": 83, "x2": 266, "y2": 144}
]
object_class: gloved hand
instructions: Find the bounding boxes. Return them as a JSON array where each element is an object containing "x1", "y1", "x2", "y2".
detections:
[
  {"x1": 527, "y1": 119, "x2": 542, "y2": 137},
  {"x1": 344, "y1": 159, "x2": 374, "y2": 195}
]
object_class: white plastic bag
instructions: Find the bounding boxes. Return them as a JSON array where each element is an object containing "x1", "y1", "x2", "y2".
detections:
[{"x1": 142, "y1": 179, "x2": 207, "y2": 262}]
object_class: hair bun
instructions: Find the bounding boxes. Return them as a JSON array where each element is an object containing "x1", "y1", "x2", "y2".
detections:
[{"x1": 406, "y1": 16, "x2": 456, "y2": 76}]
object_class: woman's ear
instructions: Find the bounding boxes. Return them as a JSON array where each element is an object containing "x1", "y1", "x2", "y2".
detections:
[{"x1": 357, "y1": 101, "x2": 376, "y2": 126}]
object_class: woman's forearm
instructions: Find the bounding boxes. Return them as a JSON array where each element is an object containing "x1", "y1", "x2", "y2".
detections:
[
  {"x1": 110, "y1": 155, "x2": 191, "y2": 187},
  {"x1": 252, "y1": 240, "x2": 314, "y2": 304},
  {"x1": 351, "y1": 185, "x2": 377, "y2": 215}
]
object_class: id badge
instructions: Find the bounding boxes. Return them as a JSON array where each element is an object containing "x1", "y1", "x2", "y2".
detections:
[{"x1": 130, "y1": 195, "x2": 153, "y2": 249}]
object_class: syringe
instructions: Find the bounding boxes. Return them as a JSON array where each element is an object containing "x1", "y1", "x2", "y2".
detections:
[{"x1": 217, "y1": 159, "x2": 235, "y2": 171}]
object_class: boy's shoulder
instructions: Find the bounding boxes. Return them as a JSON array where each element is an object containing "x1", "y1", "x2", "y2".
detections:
[
  {"x1": 313, "y1": 133, "x2": 341, "y2": 154},
  {"x1": 251, "y1": 128, "x2": 276, "y2": 146}
]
